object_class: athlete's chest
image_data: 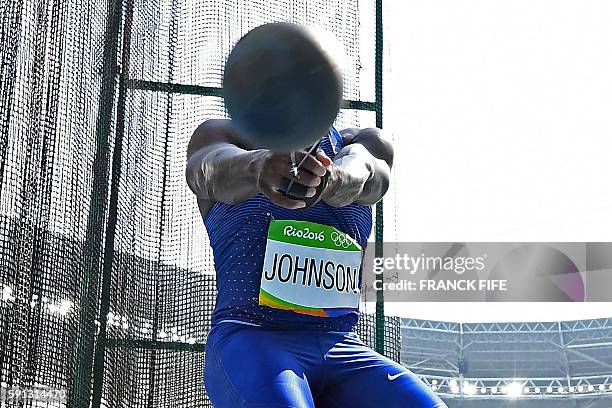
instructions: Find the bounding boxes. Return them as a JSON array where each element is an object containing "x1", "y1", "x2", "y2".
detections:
[{"x1": 206, "y1": 195, "x2": 371, "y2": 247}]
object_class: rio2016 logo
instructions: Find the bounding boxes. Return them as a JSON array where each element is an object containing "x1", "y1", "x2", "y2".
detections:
[{"x1": 283, "y1": 225, "x2": 325, "y2": 242}]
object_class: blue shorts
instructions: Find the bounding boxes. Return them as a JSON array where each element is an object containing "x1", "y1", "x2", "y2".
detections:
[{"x1": 204, "y1": 322, "x2": 447, "y2": 408}]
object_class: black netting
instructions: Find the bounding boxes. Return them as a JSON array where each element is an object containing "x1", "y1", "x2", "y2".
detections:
[
  {"x1": 1, "y1": 0, "x2": 108, "y2": 405},
  {"x1": 0, "y1": 0, "x2": 390, "y2": 406},
  {"x1": 356, "y1": 314, "x2": 402, "y2": 363}
]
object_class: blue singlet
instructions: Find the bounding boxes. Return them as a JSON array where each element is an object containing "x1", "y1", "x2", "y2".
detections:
[{"x1": 204, "y1": 127, "x2": 372, "y2": 332}]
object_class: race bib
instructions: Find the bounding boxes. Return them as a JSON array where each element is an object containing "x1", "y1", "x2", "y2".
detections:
[{"x1": 259, "y1": 219, "x2": 363, "y2": 317}]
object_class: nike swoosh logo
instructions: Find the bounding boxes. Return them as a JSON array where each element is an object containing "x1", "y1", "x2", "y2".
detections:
[{"x1": 387, "y1": 372, "x2": 410, "y2": 381}]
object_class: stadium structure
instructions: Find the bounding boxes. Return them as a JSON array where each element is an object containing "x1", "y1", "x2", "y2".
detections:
[{"x1": 400, "y1": 318, "x2": 612, "y2": 408}]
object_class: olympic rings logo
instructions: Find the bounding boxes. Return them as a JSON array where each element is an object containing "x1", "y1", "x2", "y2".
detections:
[{"x1": 331, "y1": 231, "x2": 351, "y2": 248}]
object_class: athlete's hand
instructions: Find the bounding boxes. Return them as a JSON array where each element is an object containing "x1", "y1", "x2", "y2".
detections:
[
  {"x1": 256, "y1": 149, "x2": 331, "y2": 209},
  {"x1": 320, "y1": 144, "x2": 374, "y2": 207}
]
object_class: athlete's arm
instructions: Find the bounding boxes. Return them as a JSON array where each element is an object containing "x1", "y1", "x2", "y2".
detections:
[
  {"x1": 321, "y1": 127, "x2": 393, "y2": 207},
  {"x1": 185, "y1": 119, "x2": 330, "y2": 216}
]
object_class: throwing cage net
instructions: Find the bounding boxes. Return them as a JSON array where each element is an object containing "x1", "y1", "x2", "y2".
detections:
[{"x1": 0, "y1": 0, "x2": 395, "y2": 406}]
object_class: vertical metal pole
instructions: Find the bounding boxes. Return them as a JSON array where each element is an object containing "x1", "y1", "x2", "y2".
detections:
[
  {"x1": 558, "y1": 321, "x2": 573, "y2": 394},
  {"x1": 70, "y1": 0, "x2": 124, "y2": 405},
  {"x1": 374, "y1": 0, "x2": 385, "y2": 356},
  {"x1": 89, "y1": 0, "x2": 135, "y2": 406}
]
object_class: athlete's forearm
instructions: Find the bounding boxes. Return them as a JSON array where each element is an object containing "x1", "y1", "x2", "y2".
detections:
[{"x1": 186, "y1": 143, "x2": 267, "y2": 204}]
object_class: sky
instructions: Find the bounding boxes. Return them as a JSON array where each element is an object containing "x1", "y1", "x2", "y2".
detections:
[{"x1": 363, "y1": 0, "x2": 612, "y2": 322}]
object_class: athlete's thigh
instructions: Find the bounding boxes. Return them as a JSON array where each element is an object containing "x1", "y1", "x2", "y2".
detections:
[
  {"x1": 204, "y1": 324, "x2": 317, "y2": 408},
  {"x1": 318, "y1": 333, "x2": 447, "y2": 408}
]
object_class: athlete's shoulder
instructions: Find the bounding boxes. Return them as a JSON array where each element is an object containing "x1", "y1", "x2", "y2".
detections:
[{"x1": 187, "y1": 119, "x2": 253, "y2": 160}]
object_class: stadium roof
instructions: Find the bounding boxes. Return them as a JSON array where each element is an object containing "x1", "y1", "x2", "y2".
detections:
[
  {"x1": 400, "y1": 317, "x2": 612, "y2": 407},
  {"x1": 384, "y1": 302, "x2": 612, "y2": 323}
]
